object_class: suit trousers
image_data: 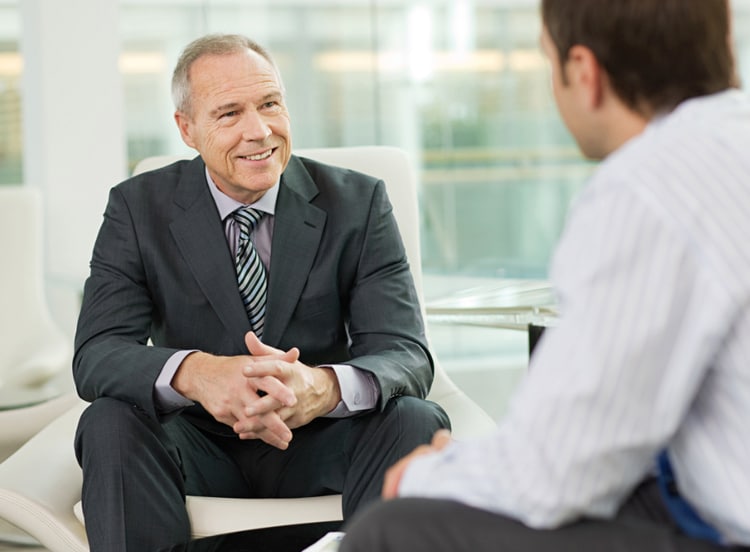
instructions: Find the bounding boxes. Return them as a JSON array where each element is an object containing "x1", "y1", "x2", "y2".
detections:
[
  {"x1": 74, "y1": 396, "x2": 449, "y2": 552},
  {"x1": 340, "y1": 479, "x2": 747, "y2": 552}
]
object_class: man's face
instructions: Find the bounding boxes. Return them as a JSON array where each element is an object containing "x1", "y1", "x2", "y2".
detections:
[{"x1": 175, "y1": 49, "x2": 292, "y2": 204}]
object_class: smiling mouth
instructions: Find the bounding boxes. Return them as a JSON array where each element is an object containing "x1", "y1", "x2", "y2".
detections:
[{"x1": 240, "y1": 148, "x2": 275, "y2": 161}]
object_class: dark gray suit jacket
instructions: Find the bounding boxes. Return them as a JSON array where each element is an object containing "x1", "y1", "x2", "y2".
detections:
[{"x1": 73, "y1": 155, "x2": 433, "y2": 429}]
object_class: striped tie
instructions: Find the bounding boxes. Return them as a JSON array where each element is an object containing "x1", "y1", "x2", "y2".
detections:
[{"x1": 232, "y1": 207, "x2": 267, "y2": 339}]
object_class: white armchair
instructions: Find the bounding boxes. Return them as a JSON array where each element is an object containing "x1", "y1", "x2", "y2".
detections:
[
  {"x1": 0, "y1": 187, "x2": 77, "y2": 463},
  {"x1": 0, "y1": 147, "x2": 495, "y2": 551}
]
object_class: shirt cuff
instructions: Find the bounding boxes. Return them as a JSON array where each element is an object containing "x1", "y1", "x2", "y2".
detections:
[
  {"x1": 155, "y1": 350, "x2": 197, "y2": 413},
  {"x1": 323, "y1": 364, "x2": 379, "y2": 418},
  {"x1": 398, "y1": 443, "x2": 458, "y2": 498}
]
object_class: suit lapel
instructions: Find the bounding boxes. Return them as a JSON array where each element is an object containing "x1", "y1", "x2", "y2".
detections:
[
  {"x1": 169, "y1": 157, "x2": 251, "y2": 350},
  {"x1": 262, "y1": 156, "x2": 327, "y2": 347}
]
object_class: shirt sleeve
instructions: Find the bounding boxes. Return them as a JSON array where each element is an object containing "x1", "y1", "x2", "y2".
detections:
[
  {"x1": 154, "y1": 350, "x2": 196, "y2": 414},
  {"x1": 398, "y1": 176, "x2": 721, "y2": 528},
  {"x1": 324, "y1": 364, "x2": 380, "y2": 417}
]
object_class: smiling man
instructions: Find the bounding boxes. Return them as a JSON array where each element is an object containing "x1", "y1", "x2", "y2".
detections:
[{"x1": 72, "y1": 34, "x2": 448, "y2": 552}]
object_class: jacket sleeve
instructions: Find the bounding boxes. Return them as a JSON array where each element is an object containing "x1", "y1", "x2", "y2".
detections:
[
  {"x1": 344, "y1": 179, "x2": 434, "y2": 408},
  {"x1": 73, "y1": 185, "x2": 180, "y2": 422}
]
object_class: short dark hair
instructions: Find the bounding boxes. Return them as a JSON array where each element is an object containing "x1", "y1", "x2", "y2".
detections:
[
  {"x1": 171, "y1": 34, "x2": 282, "y2": 116},
  {"x1": 541, "y1": 0, "x2": 738, "y2": 116}
]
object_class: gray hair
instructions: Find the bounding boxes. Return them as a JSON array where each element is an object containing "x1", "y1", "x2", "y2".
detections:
[{"x1": 171, "y1": 34, "x2": 283, "y2": 116}]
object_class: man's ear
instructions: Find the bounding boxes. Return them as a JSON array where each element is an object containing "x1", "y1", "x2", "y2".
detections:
[
  {"x1": 174, "y1": 111, "x2": 197, "y2": 149},
  {"x1": 566, "y1": 44, "x2": 605, "y2": 110}
]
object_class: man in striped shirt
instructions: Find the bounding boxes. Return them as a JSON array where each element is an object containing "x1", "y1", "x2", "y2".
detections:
[{"x1": 341, "y1": 0, "x2": 750, "y2": 550}]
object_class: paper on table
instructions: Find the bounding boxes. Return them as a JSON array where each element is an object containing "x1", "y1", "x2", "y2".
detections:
[{"x1": 301, "y1": 531, "x2": 345, "y2": 552}]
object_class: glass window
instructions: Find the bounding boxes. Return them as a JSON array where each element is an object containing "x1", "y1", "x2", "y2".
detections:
[{"x1": 0, "y1": 2, "x2": 21, "y2": 185}]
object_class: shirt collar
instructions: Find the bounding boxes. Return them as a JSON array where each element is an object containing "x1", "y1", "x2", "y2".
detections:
[{"x1": 204, "y1": 166, "x2": 279, "y2": 221}]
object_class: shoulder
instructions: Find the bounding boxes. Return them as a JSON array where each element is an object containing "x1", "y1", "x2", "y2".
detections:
[
  {"x1": 104, "y1": 157, "x2": 208, "y2": 229},
  {"x1": 284, "y1": 154, "x2": 384, "y2": 205},
  {"x1": 585, "y1": 92, "x2": 743, "y2": 204},
  {"x1": 295, "y1": 154, "x2": 380, "y2": 187}
]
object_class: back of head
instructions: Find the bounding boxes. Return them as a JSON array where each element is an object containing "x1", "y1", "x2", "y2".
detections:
[{"x1": 541, "y1": 0, "x2": 738, "y2": 117}]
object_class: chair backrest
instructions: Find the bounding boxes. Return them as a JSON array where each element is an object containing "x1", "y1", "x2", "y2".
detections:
[
  {"x1": 0, "y1": 187, "x2": 70, "y2": 389},
  {"x1": 0, "y1": 187, "x2": 46, "y2": 346},
  {"x1": 134, "y1": 147, "x2": 496, "y2": 438}
]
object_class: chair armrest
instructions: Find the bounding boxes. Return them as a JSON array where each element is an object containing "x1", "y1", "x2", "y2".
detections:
[
  {"x1": 73, "y1": 492, "x2": 343, "y2": 540},
  {"x1": 186, "y1": 495, "x2": 343, "y2": 539},
  {"x1": 427, "y1": 359, "x2": 496, "y2": 440},
  {"x1": 0, "y1": 392, "x2": 79, "y2": 461}
]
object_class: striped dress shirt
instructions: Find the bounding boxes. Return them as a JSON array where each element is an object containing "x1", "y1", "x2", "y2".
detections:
[{"x1": 399, "y1": 90, "x2": 750, "y2": 546}]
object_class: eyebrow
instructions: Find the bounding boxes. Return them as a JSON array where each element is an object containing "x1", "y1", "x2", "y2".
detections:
[
  {"x1": 210, "y1": 102, "x2": 242, "y2": 117},
  {"x1": 258, "y1": 91, "x2": 283, "y2": 103},
  {"x1": 209, "y1": 92, "x2": 283, "y2": 117}
]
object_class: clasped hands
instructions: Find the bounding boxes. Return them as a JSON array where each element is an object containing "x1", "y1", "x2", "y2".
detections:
[{"x1": 173, "y1": 331, "x2": 341, "y2": 450}]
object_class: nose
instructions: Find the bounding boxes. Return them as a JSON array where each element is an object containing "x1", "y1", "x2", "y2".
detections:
[{"x1": 241, "y1": 110, "x2": 272, "y2": 142}]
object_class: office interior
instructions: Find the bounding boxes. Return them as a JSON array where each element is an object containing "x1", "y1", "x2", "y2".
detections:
[{"x1": 1, "y1": 0, "x2": 750, "y2": 548}]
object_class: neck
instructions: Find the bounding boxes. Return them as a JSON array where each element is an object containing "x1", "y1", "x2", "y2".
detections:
[
  {"x1": 593, "y1": 96, "x2": 650, "y2": 159},
  {"x1": 607, "y1": 111, "x2": 649, "y2": 155}
]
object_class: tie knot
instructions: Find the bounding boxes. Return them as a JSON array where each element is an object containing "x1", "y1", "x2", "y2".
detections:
[{"x1": 232, "y1": 207, "x2": 263, "y2": 235}]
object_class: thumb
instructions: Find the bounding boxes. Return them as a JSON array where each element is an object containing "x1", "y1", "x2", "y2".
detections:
[
  {"x1": 431, "y1": 428, "x2": 453, "y2": 450},
  {"x1": 281, "y1": 347, "x2": 301, "y2": 364},
  {"x1": 245, "y1": 331, "x2": 282, "y2": 356}
]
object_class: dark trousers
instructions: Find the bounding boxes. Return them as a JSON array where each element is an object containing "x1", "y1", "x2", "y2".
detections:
[
  {"x1": 74, "y1": 396, "x2": 449, "y2": 552},
  {"x1": 340, "y1": 479, "x2": 746, "y2": 552}
]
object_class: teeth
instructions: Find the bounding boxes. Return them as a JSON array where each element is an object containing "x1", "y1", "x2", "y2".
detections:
[{"x1": 245, "y1": 150, "x2": 272, "y2": 161}]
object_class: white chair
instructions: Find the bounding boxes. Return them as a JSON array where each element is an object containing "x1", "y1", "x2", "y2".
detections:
[
  {"x1": 0, "y1": 147, "x2": 496, "y2": 551},
  {"x1": 0, "y1": 187, "x2": 78, "y2": 463}
]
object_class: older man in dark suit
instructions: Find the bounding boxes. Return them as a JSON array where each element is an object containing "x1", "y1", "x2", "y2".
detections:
[{"x1": 72, "y1": 34, "x2": 448, "y2": 552}]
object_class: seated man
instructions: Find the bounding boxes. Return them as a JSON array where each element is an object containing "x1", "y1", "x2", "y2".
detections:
[
  {"x1": 342, "y1": 0, "x2": 750, "y2": 550},
  {"x1": 73, "y1": 33, "x2": 448, "y2": 552}
]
